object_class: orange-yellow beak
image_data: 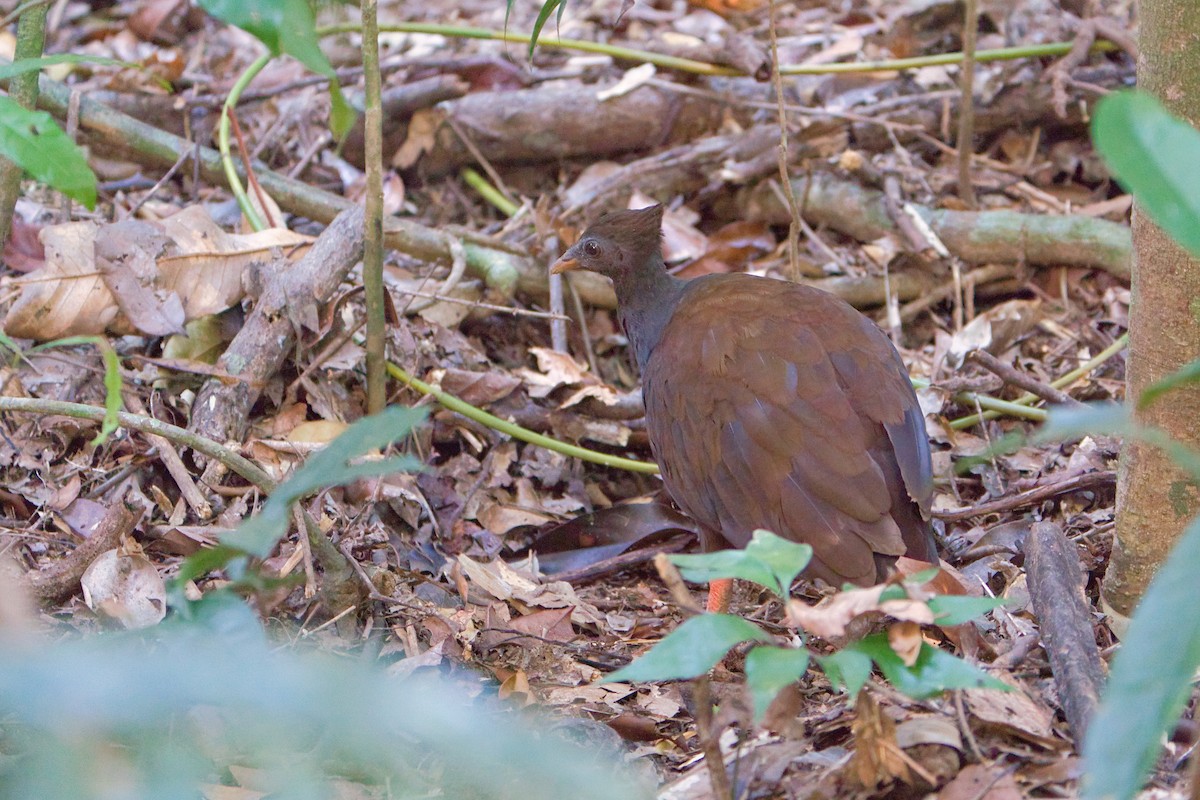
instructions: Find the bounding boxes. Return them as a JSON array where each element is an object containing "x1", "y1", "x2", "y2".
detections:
[{"x1": 549, "y1": 252, "x2": 579, "y2": 275}]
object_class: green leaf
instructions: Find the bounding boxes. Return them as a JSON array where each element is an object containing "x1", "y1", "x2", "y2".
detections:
[
  {"x1": 0, "y1": 326, "x2": 23, "y2": 361},
  {"x1": 224, "y1": 405, "x2": 427, "y2": 557},
  {"x1": 671, "y1": 529, "x2": 812, "y2": 597},
  {"x1": 1092, "y1": 90, "x2": 1200, "y2": 258},
  {"x1": 1040, "y1": 404, "x2": 1200, "y2": 482},
  {"x1": 32, "y1": 336, "x2": 122, "y2": 442},
  {"x1": 172, "y1": 545, "x2": 246, "y2": 586},
  {"x1": 1082, "y1": 514, "x2": 1200, "y2": 800},
  {"x1": 197, "y1": 0, "x2": 356, "y2": 140},
  {"x1": 850, "y1": 634, "x2": 1010, "y2": 700},
  {"x1": 0, "y1": 97, "x2": 96, "y2": 208},
  {"x1": 817, "y1": 648, "x2": 873, "y2": 699},
  {"x1": 744, "y1": 646, "x2": 810, "y2": 721},
  {"x1": 94, "y1": 340, "x2": 123, "y2": 445},
  {"x1": 926, "y1": 595, "x2": 1007, "y2": 626},
  {"x1": 528, "y1": 0, "x2": 566, "y2": 58},
  {"x1": 1138, "y1": 357, "x2": 1200, "y2": 410},
  {"x1": 904, "y1": 566, "x2": 942, "y2": 585},
  {"x1": 604, "y1": 614, "x2": 771, "y2": 682},
  {"x1": 0, "y1": 631, "x2": 655, "y2": 799},
  {"x1": 671, "y1": 549, "x2": 777, "y2": 595},
  {"x1": 157, "y1": 588, "x2": 267, "y2": 643},
  {"x1": 1038, "y1": 403, "x2": 1130, "y2": 441}
]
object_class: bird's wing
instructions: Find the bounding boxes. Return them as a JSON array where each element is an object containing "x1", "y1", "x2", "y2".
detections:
[{"x1": 643, "y1": 275, "x2": 930, "y2": 584}]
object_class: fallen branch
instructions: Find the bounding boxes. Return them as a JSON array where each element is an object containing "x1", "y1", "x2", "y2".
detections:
[
  {"x1": 23, "y1": 492, "x2": 142, "y2": 606},
  {"x1": 1025, "y1": 521, "x2": 1106, "y2": 745},
  {"x1": 747, "y1": 172, "x2": 1131, "y2": 280},
  {"x1": 189, "y1": 207, "x2": 364, "y2": 445}
]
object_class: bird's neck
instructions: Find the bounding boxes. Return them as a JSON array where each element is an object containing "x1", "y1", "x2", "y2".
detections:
[{"x1": 612, "y1": 258, "x2": 686, "y2": 371}]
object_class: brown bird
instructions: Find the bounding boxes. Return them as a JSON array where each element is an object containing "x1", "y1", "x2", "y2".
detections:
[{"x1": 551, "y1": 205, "x2": 937, "y2": 611}]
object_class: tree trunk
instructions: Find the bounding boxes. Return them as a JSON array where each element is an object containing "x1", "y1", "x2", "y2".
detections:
[{"x1": 1107, "y1": 1, "x2": 1200, "y2": 624}]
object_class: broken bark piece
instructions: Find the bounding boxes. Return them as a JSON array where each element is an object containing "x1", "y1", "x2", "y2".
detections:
[
  {"x1": 1025, "y1": 520, "x2": 1106, "y2": 745},
  {"x1": 189, "y1": 207, "x2": 364, "y2": 445}
]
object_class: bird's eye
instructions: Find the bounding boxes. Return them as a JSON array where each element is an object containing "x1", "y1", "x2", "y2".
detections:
[{"x1": 583, "y1": 240, "x2": 601, "y2": 256}]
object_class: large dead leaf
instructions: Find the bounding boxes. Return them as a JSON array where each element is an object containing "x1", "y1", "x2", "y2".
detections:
[
  {"x1": 456, "y1": 554, "x2": 615, "y2": 628},
  {"x1": 4, "y1": 222, "x2": 114, "y2": 339},
  {"x1": 155, "y1": 206, "x2": 312, "y2": 317},
  {"x1": 80, "y1": 535, "x2": 167, "y2": 629},
  {"x1": 786, "y1": 584, "x2": 935, "y2": 639},
  {"x1": 4, "y1": 206, "x2": 311, "y2": 340}
]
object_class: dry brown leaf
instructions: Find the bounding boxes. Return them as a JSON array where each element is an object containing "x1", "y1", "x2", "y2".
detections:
[
  {"x1": 95, "y1": 219, "x2": 186, "y2": 336},
  {"x1": 387, "y1": 640, "x2": 447, "y2": 680},
  {"x1": 937, "y1": 764, "x2": 1024, "y2": 800},
  {"x1": 850, "y1": 690, "x2": 910, "y2": 788},
  {"x1": 156, "y1": 206, "x2": 311, "y2": 318},
  {"x1": 963, "y1": 678, "x2": 1057, "y2": 742},
  {"x1": 518, "y1": 346, "x2": 592, "y2": 398},
  {"x1": 887, "y1": 620, "x2": 924, "y2": 667},
  {"x1": 456, "y1": 554, "x2": 608, "y2": 626},
  {"x1": 786, "y1": 585, "x2": 935, "y2": 639},
  {"x1": 392, "y1": 107, "x2": 442, "y2": 169},
  {"x1": 543, "y1": 683, "x2": 634, "y2": 709},
  {"x1": 480, "y1": 605, "x2": 576, "y2": 649},
  {"x1": 80, "y1": 534, "x2": 167, "y2": 629},
  {"x1": 946, "y1": 299, "x2": 1044, "y2": 367},
  {"x1": 894, "y1": 715, "x2": 963, "y2": 751},
  {"x1": 438, "y1": 367, "x2": 521, "y2": 407},
  {"x1": 242, "y1": 188, "x2": 284, "y2": 232},
  {"x1": 4, "y1": 222, "x2": 114, "y2": 339},
  {"x1": 4, "y1": 208, "x2": 312, "y2": 340},
  {"x1": 497, "y1": 668, "x2": 533, "y2": 704},
  {"x1": 476, "y1": 501, "x2": 555, "y2": 535},
  {"x1": 285, "y1": 420, "x2": 349, "y2": 444}
]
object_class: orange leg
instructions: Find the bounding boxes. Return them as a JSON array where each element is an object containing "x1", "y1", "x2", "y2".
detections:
[{"x1": 706, "y1": 578, "x2": 733, "y2": 613}]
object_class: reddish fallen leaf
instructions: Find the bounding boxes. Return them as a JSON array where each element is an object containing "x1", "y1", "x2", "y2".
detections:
[{"x1": 937, "y1": 764, "x2": 1024, "y2": 800}]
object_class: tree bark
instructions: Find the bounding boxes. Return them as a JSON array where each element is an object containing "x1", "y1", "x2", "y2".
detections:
[{"x1": 1107, "y1": 0, "x2": 1200, "y2": 622}]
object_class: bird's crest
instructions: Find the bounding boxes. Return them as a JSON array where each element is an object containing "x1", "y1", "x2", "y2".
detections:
[{"x1": 585, "y1": 204, "x2": 663, "y2": 256}]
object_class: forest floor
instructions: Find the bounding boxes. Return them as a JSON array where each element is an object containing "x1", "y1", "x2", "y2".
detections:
[{"x1": 3, "y1": 0, "x2": 1185, "y2": 797}]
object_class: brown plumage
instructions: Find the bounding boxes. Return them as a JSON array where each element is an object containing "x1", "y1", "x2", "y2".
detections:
[{"x1": 551, "y1": 204, "x2": 937, "y2": 592}]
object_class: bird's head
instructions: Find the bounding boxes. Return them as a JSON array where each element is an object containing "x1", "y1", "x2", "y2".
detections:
[{"x1": 550, "y1": 204, "x2": 664, "y2": 280}]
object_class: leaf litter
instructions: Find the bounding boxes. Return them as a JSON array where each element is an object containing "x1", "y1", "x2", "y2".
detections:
[{"x1": 0, "y1": 0, "x2": 1158, "y2": 796}]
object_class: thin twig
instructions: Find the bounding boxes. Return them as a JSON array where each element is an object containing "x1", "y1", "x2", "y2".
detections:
[
  {"x1": 934, "y1": 470, "x2": 1115, "y2": 522},
  {"x1": 965, "y1": 350, "x2": 1084, "y2": 407},
  {"x1": 768, "y1": 0, "x2": 803, "y2": 279},
  {"x1": 956, "y1": 0, "x2": 979, "y2": 209}
]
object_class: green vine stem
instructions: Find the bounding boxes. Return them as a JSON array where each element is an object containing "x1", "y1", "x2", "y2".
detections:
[
  {"x1": 944, "y1": 333, "x2": 1129, "y2": 430},
  {"x1": 218, "y1": 52, "x2": 271, "y2": 231},
  {"x1": 0, "y1": 397, "x2": 275, "y2": 490},
  {"x1": 318, "y1": 21, "x2": 1119, "y2": 78},
  {"x1": 462, "y1": 168, "x2": 519, "y2": 217},
  {"x1": 913, "y1": 377, "x2": 1049, "y2": 423},
  {"x1": 387, "y1": 362, "x2": 661, "y2": 474}
]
